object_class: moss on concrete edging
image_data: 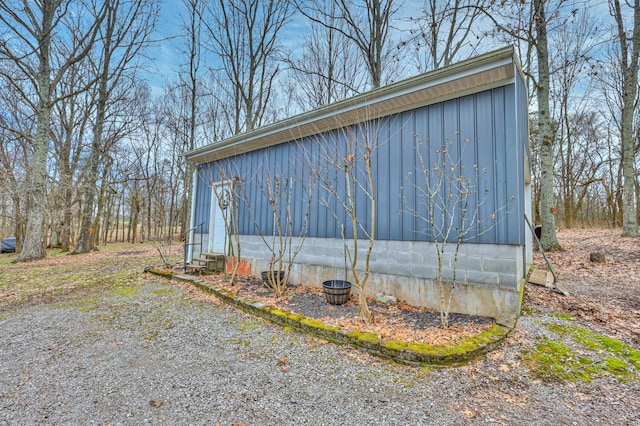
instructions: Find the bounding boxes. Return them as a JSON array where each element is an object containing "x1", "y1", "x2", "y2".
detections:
[{"x1": 151, "y1": 270, "x2": 513, "y2": 366}]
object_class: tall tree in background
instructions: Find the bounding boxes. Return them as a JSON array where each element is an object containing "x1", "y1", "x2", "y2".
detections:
[
  {"x1": 204, "y1": 0, "x2": 291, "y2": 134},
  {"x1": 297, "y1": 0, "x2": 398, "y2": 90},
  {"x1": 405, "y1": 0, "x2": 489, "y2": 73},
  {"x1": 130, "y1": 89, "x2": 163, "y2": 242},
  {"x1": 481, "y1": 0, "x2": 565, "y2": 250},
  {"x1": 73, "y1": 0, "x2": 157, "y2": 254},
  {"x1": 596, "y1": 44, "x2": 625, "y2": 223},
  {"x1": 288, "y1": 1, "x2": 364, "y2": 109},
  {"x1": 50, "y1": 60, "x2": 95, "y2": 251},
  {"x1": 550, "y1": 8, "x2": 602, "y2": 229},
  {"x1": 0, "y1": 130, "x2": 30, "y2": 253},
  {"x1": 611, "y1": 0, "x2": 640, "y2": 237},
  {"x1": 0, "y1": 62, "x2": 35, "y2": 252},
  {"x1": 178, "y1": 0, "x2": 205, "y2": 237},
  {"x1": 0, "y1": 0, "x2": 106, "y2": 261}
]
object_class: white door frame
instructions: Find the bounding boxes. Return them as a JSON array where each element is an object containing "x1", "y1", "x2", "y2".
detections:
[{"x1": 209, "y1": 180, "x2": 231, "y2": 254}]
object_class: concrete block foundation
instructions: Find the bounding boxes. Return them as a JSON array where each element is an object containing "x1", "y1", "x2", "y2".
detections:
[{"x1": 213, "y1": 235, "x2": 525, "y2": 319}]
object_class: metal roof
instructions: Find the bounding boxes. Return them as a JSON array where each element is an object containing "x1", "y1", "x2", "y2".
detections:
[{"x1": 185, "y1": 46, "x2": 520, "y2": 165}]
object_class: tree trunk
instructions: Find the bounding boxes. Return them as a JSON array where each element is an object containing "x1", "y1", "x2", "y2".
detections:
[
  {"x1": 121, "y1": 195, "x2": 127, "y2": 242},
  {"x1": 130, "y1": 200, "x2": 139, "y2": 243},
  {"x1": 74, "y1": 107, "x2": 108, "y2": 251},
  {"x1": 61, "y1": 188, "x2": 73, "y2": 251},
  {"x1": 102, "y1": 193, "x2": 112, "y2": 245},
  {"x1": 534, "y1": 0, "x2": 561, "y2": 250},
  {"x1": 611, "y1": 0, "x2": 640, "y2": 236},
  {"x1": 15, "y1": 31, "x2": 52, "y2": 262}
]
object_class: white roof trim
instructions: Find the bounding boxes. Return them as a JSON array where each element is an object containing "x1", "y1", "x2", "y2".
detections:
[{"x1": 186, "y1": 46, "x2": 519, "y2": 165}]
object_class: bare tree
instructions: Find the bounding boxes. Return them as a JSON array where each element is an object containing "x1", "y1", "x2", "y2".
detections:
[
  {"x1": 610, "y1": 0, "x2": 640, "y2": 237},
  {"x1": 287, "y1": 1, "x2": 365, "y2": 109},
  {"x1": 0, "y1": 63, "x2": 35, "y2": 251},
  {"x1": 0, "y1": 128, "x2": 29, "y2": 251},
  {"x1": 73, "y1": 0, "x2": 158, "y2": 254},
  {"x1": 529, "y1": 0, "x2": 559, "y2": 249},
  {"x1": 0, "y1": 0, "x2": 107, "y2": 261},
  {"x1": 49, "y1": 58, "x2": 96, "y2": 251},
  {"x1": 160, "y1": 84, "x2": 191, "y2": 238},
  {"x1": 245, "y1": 152, "x2": 315, "y2": 298},
  {"x1": 308, "y1": 116, "x2": 384, "y2": 324},
  {"x1": 203, "y1": 0, "x2": 291, "y2": 134},
  {"x1": 593, "y1": 44, "x2": 627, "y2": 226},
  {"x1": 177, "y1": 0, "x2": 206, "y2": 238},
  {"x1": 407, "y1": 136, "x2": 510, "y2": 328},
  {"x1": 479, "y1": 0, "x2": 571, "y2": 250},
  {"x1": 556, "y1": 111, "x2": 609, "y2": 227},
  {"x1": 297, "y1": 0, "x2": 399, "y2": 90},
  {"x1": 404, "y1": 0, "x2": 490, "y2": 73},
  {"x1": 549, "y1": 8, "x2": 603, "y2": 228},
  {"x1": 129, "y1": 85, "x2": 165, "y2": 241}
]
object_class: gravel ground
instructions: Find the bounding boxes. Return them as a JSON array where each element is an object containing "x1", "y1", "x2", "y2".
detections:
[{"x1": 1, "y1": 275, "x2": 638, "y2": 425}]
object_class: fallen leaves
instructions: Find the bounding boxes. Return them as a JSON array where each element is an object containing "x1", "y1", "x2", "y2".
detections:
[
  {"x1": 199, "y1": 273, "x2": 493, "y2": 346},
  {"x1": 462, "y1": 408, "x2": 477, "y2": 418},
  {"x1": 504, "y1": 393, "x2": 528, "y2": 408},
  {"x1": 277, "y1": 356, "x2": 289, "y2": 372},
  {"x1": 526, "y1": 228, "x2": 640, "y2": 345}
]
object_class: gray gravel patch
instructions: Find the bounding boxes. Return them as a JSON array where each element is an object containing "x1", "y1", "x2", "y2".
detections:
[{"x1": 0, "y1": 277, "x2": 638, "y2": 425}]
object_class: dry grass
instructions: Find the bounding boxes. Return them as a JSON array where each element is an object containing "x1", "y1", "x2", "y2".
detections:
[{"x1": 0, "y1": 243, "x2": 181, "y2": 310}]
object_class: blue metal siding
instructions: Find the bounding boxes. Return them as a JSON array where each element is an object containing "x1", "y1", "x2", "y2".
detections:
[
  {"x1": 195, "y1": 84, "x2": 525, "y2": 245},
  {"x1": 401, "y1": 109, "x2": 418, "y2": 240},
  {"x1": 194, "y1": 164, "x2": 212, "y2": 233},
  {"x1": 493, "y1": 87, "x2": 508, "y2": 243},
  {"x1": 459, "y1": 94, "x2": 480, "y2": 242},
  {"x1": 388, "y1": 114, "x2": 404, "y2": 241},
  {"x1": 308, "y1": 138, "x2": 320, "y2": 237},
  {"x1": 502, "y1": 84, "x2": 520, "y2": 244},
  {"x1": 475, "y1": 90, "x2": 497, "y2": 243},
  {"x1": 376, "y1": 117, "x2": 390, "y2": 240}
]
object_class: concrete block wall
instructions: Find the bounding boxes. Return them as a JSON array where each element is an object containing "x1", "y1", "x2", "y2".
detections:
[{"x1": 211, "y1": 234, "x2": 524, "y2": 318}]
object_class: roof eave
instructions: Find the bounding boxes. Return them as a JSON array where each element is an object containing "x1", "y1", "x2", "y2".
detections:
[{"x1": 185, "y1": 46, "x2": 517, "y2": 165}]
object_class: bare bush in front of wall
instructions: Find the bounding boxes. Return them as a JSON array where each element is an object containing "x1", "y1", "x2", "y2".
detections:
[
  {"x1": 307, "y1": 115, "x2": 384, "y2": 324},
  {"x1": 406, "y1": 135, "x2": 512, "y2": 328},
  {"x1": 246, "y1": 151, "x2": 315, "y2": 298}
]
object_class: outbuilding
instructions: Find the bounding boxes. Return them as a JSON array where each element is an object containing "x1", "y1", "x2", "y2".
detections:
[{"x1": 185, "y1": 46, "x2": 532, "y2": 319}]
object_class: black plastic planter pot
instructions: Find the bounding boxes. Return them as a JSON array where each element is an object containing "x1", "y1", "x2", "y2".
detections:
[
  {"x1": 322, "y1": 280, "x2": 352, "y2": 305},
  {"x1": 261, "y1": 271, "x2": 286, "y2": 288}
]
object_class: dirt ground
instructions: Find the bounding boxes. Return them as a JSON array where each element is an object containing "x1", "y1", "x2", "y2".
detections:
[{"x1": 527, "y1": 228, "x2": 640, "y2": 346}]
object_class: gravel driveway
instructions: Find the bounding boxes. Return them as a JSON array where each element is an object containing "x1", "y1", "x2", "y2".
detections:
[{"x1": 1, "y1": 275, "x2": 638, "y2": 425}]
